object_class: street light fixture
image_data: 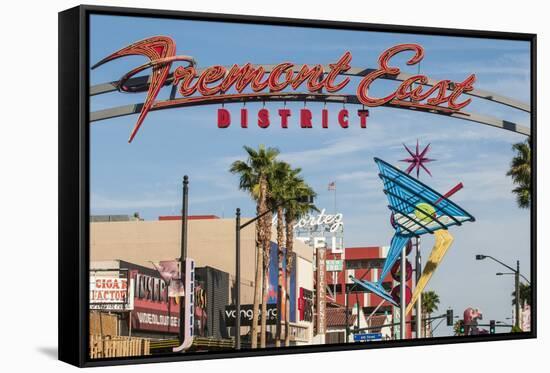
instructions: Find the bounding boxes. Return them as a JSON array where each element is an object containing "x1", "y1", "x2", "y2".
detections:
[
  {"x1": 475, "y1": 254, "x2": 527, "y2": 329},
  {"x1": 234, "y1": 194, "x2": 314, "y2": 349},
  {"x1": 496, "y1": 272, "x2": 531, "y2": 285}
]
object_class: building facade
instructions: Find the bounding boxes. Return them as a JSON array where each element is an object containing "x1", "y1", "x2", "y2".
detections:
[
  {"x1": 90, "y1": 215, "x2": 316, "y2": 346},
  {"x1": 325, "y1": 246, "x2": 413, "y2": 339}
]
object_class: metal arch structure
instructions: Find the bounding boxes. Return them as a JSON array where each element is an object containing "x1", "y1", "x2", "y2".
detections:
[{"x1": 90, "y1": 64, "x2": 531, "y2": 137}]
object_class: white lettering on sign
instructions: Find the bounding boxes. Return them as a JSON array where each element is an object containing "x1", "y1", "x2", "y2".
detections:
[
  {"x1": 296, "y1": 209, "x2": 343, "y2": 233},
  {"x1": 272, "y1": 208, "x2": 343, "y2": 233},
  {"x1": 136, "y1": 311, "x2": 179, "y2": 327},
  {"x1": 316, "y1": 247, "x2": 327, "y2": 335}
]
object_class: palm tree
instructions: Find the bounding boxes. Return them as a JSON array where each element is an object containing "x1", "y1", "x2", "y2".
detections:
[
  {"x1": 230, "y1": 145, "x2": 280, "y2": 349},
  {"x1": 283, "y1": 180, "x2": 317, "y2": 346},
  {"x1": 421, "y1": 291, "x2": 440, "y2": 337},
  {"x1": 507, "y1": 139, "x2": 531, "y2": 209},
  {"x1": 512, "y1": 282, "x2": 531, "y2": 307},
  {"x1": 268, "y1": 163, "x2": 317, "y2": 346},
  {"x1": 267, "y1": 161, "x2": 294, "y2": 347}
]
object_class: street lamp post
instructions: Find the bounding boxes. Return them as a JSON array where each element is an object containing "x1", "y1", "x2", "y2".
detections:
[
  {"x1": 235, "y1": 208, "x2": 241, "y2": 350},
  {"x1": 475, "y1": 254, "x2": 525, "y2": 329},
  {"x1": 496, "y1": 271, "x2": 531, "y2": 284},
  {"x1": 415, "y1": 239, "x2": 422, "y2": 339},
  {"x1": 345, "y1": 285, "x2": 349, "y2": 342},
  {"x1": 400, "y1": 245, "x2": 406, "y2": 340},
  {"x1": 515, "y1": 260, "x2": 520, "y2": 330},
  {"x1": 179, "y1": 175, "x2": 189, "y2": 346},
  {"x1": 234, "y1": 195, "x2": 313, "y2": 349}
]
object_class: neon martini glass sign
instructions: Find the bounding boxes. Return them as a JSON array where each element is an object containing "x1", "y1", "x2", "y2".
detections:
[
  {"x1": 93, "y1": 36, "x2": 477, "y2": 142},
  {"x1": 350, "y1": 158, "x2": 475, "y2": 306}
]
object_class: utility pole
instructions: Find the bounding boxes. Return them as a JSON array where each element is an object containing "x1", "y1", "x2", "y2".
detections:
[
  {"x1": 345, "y1": 284, "x2": 349, "y2": 342},
  {"x1": 235, "y1": 208, "x2": 241, "y2": 349},
  {"x1": 179, "y1": 175, "x2": 189, "y2": 345},
  {"x1": 400, "y1": 245, "x2": 406, "y2": 340},
  {"x1": 415, "y1": 238, "x2": 422, "y2": 338},
  {"x1": 475, "y1": 254, "x2": 525, "y2": 330},
  {"x1": 515, "y1": 260, "x2": 520, "y2": 329},
  {"x1": 234, "y1": 195, "x2": 314, "y2": 349}
]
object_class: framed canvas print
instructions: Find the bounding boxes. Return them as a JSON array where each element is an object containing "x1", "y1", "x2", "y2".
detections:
[{"x1": 58, "y1": 5, "x2": 536, "y2": 367}]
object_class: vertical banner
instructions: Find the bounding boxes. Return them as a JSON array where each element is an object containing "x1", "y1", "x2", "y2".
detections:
[
  {"x1": 316, "y1": 247, "x2": 327, "y2": 335},
  {"x1": 521, "y1": 304, "x2": 531, "y2": 332},
  {"x1": 173, "y1": 258, "x2": 195, "y2": 352}
]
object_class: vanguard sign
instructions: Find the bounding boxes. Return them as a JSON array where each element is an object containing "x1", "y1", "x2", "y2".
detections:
[{"x1": 93, "y1": 36, "x2": 477, "y2": 142}]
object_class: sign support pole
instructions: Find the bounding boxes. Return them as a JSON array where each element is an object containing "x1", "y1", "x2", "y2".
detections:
[
  {"x1": 179, "y1": 175, "x2": 189, "y2": 345},
  {"x1": 235, "y1": 208, "x2": 241, "y2": 349},
  {"x1": 415, "y1": 238, "x2": 422, "y2": 338},
  {"x1": 515, "y1": 260, "x2": 520, "y2": 329},
  {"x1": 400, "y1": 246, "x2": 406, "y2": 340}
]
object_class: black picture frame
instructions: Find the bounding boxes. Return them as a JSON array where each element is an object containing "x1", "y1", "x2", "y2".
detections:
[{"x1": 58, "y1": 4, "x2": 537, "y2": 367}]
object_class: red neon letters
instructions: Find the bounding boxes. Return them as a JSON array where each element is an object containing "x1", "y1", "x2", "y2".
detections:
[
  {"x1": 94, "y1": 37, "x2": 476, "y2": 142},
  {"x1": 172, "y1": 52, "x2": 352, "y2": 96},
  {"x1": 217, "y1": 108, "x2": 368, "y2": 129},
  {"x1": 356, "y1": 44, "x2": 476, "y2": 111}
]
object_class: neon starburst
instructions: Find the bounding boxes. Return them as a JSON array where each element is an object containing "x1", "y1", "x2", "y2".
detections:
[{"x1": 400, "y1": 140, "x2": 435, "y2": 178}]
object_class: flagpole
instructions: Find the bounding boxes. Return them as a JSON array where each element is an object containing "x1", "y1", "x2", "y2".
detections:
[{"x1": 334, "y1": 182, "x2": 337, "y2": 215}]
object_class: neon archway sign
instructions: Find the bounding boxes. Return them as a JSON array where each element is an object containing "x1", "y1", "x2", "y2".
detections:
[{"x1": 90, "y1": 36, "x2": 530, "y2": 142}]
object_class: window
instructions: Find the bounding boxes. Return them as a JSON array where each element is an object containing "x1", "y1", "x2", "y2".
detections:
[{"x1": 345, "y1": 258, "x2": 385, "y2": 270}]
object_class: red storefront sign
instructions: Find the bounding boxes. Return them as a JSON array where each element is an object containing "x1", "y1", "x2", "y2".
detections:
[
  {"x1": 131, "y1": 302, "x2": 179, "y2": 333},
  {"x1": 129, "y1": 270, "x2": 180, "y2": 334}
]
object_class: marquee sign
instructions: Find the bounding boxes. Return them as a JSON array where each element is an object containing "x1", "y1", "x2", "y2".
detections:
[
  {"x1": 93, "y1": 36, "x2": 478, "y2": 142},
  {"x1": 295, "y1": 209, "x2": 344, "y2": 233},
  {"x1": 316, "y1": 247, "x2": 327, "y2": 335},
  {"x1": 224, "y1": 304, "x2": 278, "y2": 326},
  {"x1": 89, "y1": 276, "x2": 134, "y2": 311}
]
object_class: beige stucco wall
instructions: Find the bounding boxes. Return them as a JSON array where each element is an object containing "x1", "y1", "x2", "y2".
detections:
[{"x1": 90, "y1": 218, "x2": 313, "y2": 305}]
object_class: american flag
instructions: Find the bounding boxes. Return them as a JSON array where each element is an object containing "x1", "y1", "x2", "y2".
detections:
[{"x1": 328, "y1": 181, "x2": 336, "y2": 191}]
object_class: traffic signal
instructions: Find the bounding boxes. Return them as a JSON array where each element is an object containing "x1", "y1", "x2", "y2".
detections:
[
  {"x1": 446, "y1": 309, "x2": 453, "y2": 326},
  {"x1": 458, "y1": 320, "x2": 465, "y2": 335},
  {"x1": 490, "y1": 320, "x2": 496, "y2": 334}
]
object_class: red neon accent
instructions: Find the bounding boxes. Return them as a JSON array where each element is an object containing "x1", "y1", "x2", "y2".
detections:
[
  {"x1": 435, "y1": 182, "x2": 464, "y2": 205},
  {"x1": 153, "y1": 45, "x2": 165, "y2": 55},
  {"x1": 92, "y1": 36, "x2": 179, "y2": 143},
  {"x1": 325, "y1": 51, "x2": 352, "y2": 92}
]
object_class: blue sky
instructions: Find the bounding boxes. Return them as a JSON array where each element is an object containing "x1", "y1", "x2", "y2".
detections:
[{"x1": 89, "y1": 14, "x2": 531, "y2": 337}]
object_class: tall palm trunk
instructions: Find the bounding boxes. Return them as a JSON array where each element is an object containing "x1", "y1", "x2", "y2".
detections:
[
  {"x1": 422, "y1": 312, "x2": 428, "y2": 338},
  {"x1": 260, "y1": 179, "x2": 271, "y2": 348},
  {"x1": 284, "y1": 213, "x2": 295, "y2": 346},
  {"x1": 250, "y1": 222, "x2": 263, "y2": 349},
  {"x1": 275, "y1": 206, "x2": 285, "y2": 347},
  {"x1": 260, "y1": 224, "x2": 271, "y2": 347},
  {"x1": 251, "y1": 177, "x2": 268, "y2": 349}
]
